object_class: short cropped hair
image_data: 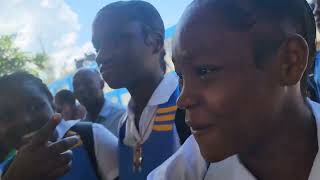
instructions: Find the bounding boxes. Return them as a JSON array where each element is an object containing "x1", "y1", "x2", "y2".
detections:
[
  {"x1": 95, "y1": 0, "x2": 167, "y2": 72},
  {"x1": 54, "y1": 89, "x2": 76, "y2": 106},
  {"x1": 196, "y1": 0, "x2": 316, "y2": 95},
  {"x1": 0, "y1": 71, "x2": 53, "y2": 102}
]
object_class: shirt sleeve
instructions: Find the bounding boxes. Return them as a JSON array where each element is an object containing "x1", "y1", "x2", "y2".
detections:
[
  {"x1": 147, "y1": 136, "x2": 207, "y2": 180},
  {"x1": 92, "y1": 123, "x2": 119, "y2": 180}
]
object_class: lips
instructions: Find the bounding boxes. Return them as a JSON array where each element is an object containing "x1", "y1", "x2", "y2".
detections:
[{"x1": 186, "y1": 120, "x2": 216, "y2": 136}]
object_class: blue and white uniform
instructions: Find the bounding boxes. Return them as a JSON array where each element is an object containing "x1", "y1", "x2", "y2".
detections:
[
  {"x1": 118, "y1": 72, "x2": 181, "y2": 180},
  {"x1": 0, "y1": 120, "x2": 118, "y2": 180}
]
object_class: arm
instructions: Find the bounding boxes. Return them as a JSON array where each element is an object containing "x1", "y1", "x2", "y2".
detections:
[{"x1": 92, "y1": 124, "x2": 119, "y2": 180}]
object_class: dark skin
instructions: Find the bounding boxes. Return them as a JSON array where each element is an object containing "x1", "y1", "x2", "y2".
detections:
[
  {"x1": 313, "y1": 0, "x2": 320, "y2": 29},
  {"x1": 174, "y1": 2, "x2": 318, "y2": 180},
  {"x1": 54, "y1": 100, "x2": 74, "y2": 120},
  {"x1": 73, "y1": 69, "x2": 105, "y2": 121},
  {"x1": 0, "y1": 83, "x2": 79, "y2": 180},
  {"x1": 92, "y1": 13, "x2": 164, "y2": 129}
]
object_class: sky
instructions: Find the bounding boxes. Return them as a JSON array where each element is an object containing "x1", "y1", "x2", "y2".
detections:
[{"x1": 0, "y1": 0, "x2": 192, "y2": 78}]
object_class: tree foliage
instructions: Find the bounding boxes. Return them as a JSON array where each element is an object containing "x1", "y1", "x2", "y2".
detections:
[{"x1": 0, "y1": 35, "x2": 49, "y2": 76}]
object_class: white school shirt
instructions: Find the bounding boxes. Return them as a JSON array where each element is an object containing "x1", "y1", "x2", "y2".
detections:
[
  {"x1": 0, "y1": 120, "x2": 119, "y2": 180},
  {"x1": 121, "y1": 72, "x2": 180, "y2": 148},
  {"x1": 56, "y1": 119, "x2": 119, "y2": 180},
  {"x1": 85, "y1": 99, "x2": 125, "y2": 137},
  {"x1": 148, "y1": 99, "x2": 320, "y2": 180}
]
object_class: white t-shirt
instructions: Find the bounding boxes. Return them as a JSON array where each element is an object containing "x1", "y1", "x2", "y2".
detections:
[
  {"x1": 148, "y1": 99, "x2": 320, "y2": 180},
  {"x1": 0, "y1": 120, "x2": 118, "y2": 180},
  {"x1": 56, "y1": 120, "x2": 118, "y2": 180}
]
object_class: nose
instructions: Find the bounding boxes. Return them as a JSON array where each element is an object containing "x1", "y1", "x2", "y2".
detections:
[
  {"x1": 177, "y1": 80, "x2": 198, "y2": 110},
  {"x1": 96, "y1": 47, "x2": 113, "y2": 67}
]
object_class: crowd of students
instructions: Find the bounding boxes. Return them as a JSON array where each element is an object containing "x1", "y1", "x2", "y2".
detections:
[{"x1": 1, "y1": 0, "x2": 320, "y2": 179}]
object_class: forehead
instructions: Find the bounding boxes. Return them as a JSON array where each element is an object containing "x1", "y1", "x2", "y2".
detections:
[
  {"x1": 92, "y1": 13, "x2": 143, "y2": 39},
  {"x1": 74, "y1": 71, "x2": 99, "y2": 84},
  {"x1": 0, "y1": 84, "x2": 48, "y2": 107},
  {"x1": 173, "y1": 4, "x2": 253, "y2": 65}
]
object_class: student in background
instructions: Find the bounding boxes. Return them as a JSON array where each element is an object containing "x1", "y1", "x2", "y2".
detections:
[
  {"x1": 73, "y1": 68, "x2": 125, "y2": 137},
  {"x1": 54, "y1": 89, "x2": 86, "y2": 120},
  {"x1": 0, "y1": 72, "x2": 118, "y2": 180}
]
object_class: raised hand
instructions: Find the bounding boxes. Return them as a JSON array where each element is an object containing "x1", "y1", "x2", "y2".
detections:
[{"x1": 3, "y1": 114, "x2": 80, "y2": 180}]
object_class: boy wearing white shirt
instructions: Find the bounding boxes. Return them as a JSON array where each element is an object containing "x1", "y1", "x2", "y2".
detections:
[
  {"x1": 92, "y1": 1, "x2": 190, "y2": 179},
  {"x1": 149, "y1": 0, "x2": 320, "y2": 179}
]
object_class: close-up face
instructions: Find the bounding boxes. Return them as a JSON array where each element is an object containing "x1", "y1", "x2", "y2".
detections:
[
  {"x1": 0, "y1": 84, "x2": 54, "y2": 152},
  {"x1": 73, "y1": 72, "x2": 104, "y2": 107},
  {"x1": 92, "y1": 13, "x2": 153, "y2": 89},
  {"x1": 174, "y1": 5, "x2": 286, "y2": 162}
]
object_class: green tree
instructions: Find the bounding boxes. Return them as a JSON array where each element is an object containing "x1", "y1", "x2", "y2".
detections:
[{"x1": 0, "y1": 35, "x2": 49, "y2": 76}]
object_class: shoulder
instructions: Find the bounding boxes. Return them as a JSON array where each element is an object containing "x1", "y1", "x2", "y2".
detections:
[
  {"x1": 92, "y1": 123, "x2": 118, "y2": 146},
  {"x1": 91, "y1": 123, "x2": 119, "y2": 180},
  {"x1": 147, "y1": 136, "x2": 207, "y2": 180}
]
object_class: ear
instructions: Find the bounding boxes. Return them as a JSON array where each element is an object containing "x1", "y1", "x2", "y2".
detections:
[
  {"x1": 277, "y1": 34, "x2": 309, "y2": 86},
  {"x1": 100, "y1": 79, "x2": 105, "y2": 90},
  {"x1": 143, "y1": 27, "x2": 164, "y2": 54}
]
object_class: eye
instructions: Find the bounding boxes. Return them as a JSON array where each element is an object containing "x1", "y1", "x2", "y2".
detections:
[{"x1": 195, "y1": 66, "x2": 221, "y2": 80}]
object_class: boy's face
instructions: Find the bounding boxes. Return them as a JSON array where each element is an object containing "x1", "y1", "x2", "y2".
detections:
[
  {"x1": 174, "y1": 7, "x2": 285, "y2": 162},
  {"x1": 92, "y1": 13, "x2": 153, "y2": 89},
  {"x1": 0, "y1": 85, "x2": 54, "y2": 151},
  {"x1": 73, "y1": 72, "x2": 104, "y2": 107}
]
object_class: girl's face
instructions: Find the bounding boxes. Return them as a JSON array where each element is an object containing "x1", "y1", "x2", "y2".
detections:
[{"x1": 0, "y1": 83, "x2": 54, "y2": 154}]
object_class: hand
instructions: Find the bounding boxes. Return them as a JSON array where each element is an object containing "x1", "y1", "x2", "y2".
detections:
[{"x1": 3, "y1": 114, "x2": 80, "y2": 180}]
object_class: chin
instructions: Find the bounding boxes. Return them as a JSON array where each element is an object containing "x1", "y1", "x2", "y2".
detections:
[
  {"x1": 196, "y1": 139, "x2": 235, "y2": 163},
  {"x1": 200, "y1": 149, "x2": 232, "y2": 163},
  {"x1": 103, "y1": 76, "x2": 125, "y2": 89}
]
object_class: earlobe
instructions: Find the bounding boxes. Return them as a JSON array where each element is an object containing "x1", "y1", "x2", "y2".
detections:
[
  {"x1": 144, "y1": 31, "x2": 163, "y2": 54},
  {"x1": 278, "y1": 34, "x2": 308, "y2": 86}
]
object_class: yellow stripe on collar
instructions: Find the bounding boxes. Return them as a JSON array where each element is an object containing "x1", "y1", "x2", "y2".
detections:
[
  {"x1": 157, "y1": 105, "x2": 178, "y2": 114},
  {"x1": 154, "y1": 114, "x2": 175, "y2": 122},
  {"x1": 153, "y1": 124, "x2": 173, "y2": 131}
]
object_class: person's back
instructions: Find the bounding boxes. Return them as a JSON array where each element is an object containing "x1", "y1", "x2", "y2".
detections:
[
  {"x1": 73, "y1": 68, "x2": 125, "y2": 137},
  {"x1": 0, "y1": 72, "x2": 118, "y2": 180},
  {"x1": 92, "y1": 1, "x2": 190, "y2": 179}
]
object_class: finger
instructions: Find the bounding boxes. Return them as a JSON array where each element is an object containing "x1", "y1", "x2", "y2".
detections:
[
  {"x1": 52, "y1": 150, "x2": 73, "y2": 168},
  {"x1": 31, "y1": 113, "x2": 62, "y2": 145},
  {"x1": 47, "y1": 161, "x2": 72, "y2": 180},
  {"x1": 48, "y1": 136, "x2": 80, "y2": 155},
  {"x1": 35, "y1": 150, "x2": 72, "y2": 179}
]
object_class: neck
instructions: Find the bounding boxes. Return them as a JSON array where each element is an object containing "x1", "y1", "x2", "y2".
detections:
[
  {"x1": 86, "y1": 97, "x2": 105, "y2": 121},
  {"x1": 239, "y1": 97, "x2": 318, "y2": 180},
  {"x1": 127, "y1": 72, "x2": 164, "y2": 117}
]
